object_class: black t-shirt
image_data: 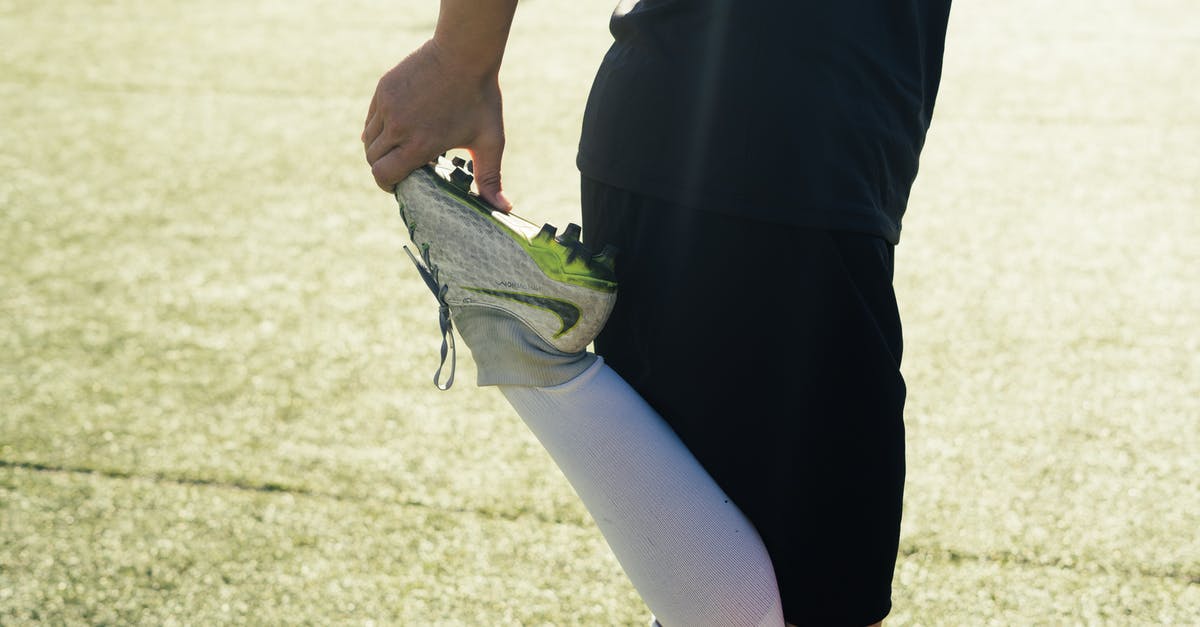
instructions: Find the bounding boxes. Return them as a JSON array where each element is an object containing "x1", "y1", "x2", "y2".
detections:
[{"x1": 577, "y1": 0, "x2": 951, "y2": 244}]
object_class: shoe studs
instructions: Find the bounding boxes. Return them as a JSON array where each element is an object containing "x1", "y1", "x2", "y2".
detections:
[
  {"x1": 419, "y1": 158, "x2": 618, "y2": 282},
  {"x1": 536, "y1": 223, "x2": 557, "y2": 243},
  {"x1": 448, "y1": 166, "x2": 473, "y2": 191},
  {"x1": 558, "y1": 223, "x2": 582, "y2": 244},
  {"x1": 450, "y1": 156, "x2": 475, "y2": 174}
]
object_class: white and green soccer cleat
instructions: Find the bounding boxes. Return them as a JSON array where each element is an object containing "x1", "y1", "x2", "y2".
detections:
[{"x1": 395, "y1": 155, "x2": 618, "y2": 389}]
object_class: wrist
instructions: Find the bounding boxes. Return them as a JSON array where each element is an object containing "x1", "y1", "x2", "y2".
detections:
[
  {"x1": 430, "y1": 0, "x2": 517, "y2": 80},
  {"x1": 424, "y1": 37, "x2": 502, "y2": 84}
]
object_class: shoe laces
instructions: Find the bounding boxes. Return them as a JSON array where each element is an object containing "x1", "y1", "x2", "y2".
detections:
[{"x1": 403, "y1": 244, "x2": 456, "y2": 390}]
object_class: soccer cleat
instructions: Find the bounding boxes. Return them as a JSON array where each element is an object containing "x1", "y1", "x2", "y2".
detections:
[{"x1": 395, "y1": 155, "x2": 618, "y2": 389}]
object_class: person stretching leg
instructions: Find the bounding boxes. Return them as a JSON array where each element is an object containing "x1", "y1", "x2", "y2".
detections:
[{"x1": 394, "y1": 158, "x2": 785, "y2": 626}]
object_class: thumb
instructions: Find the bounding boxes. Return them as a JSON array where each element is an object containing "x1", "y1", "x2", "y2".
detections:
[{"x1": 469, "y1": 141, "x2": 512, "y2": 213}]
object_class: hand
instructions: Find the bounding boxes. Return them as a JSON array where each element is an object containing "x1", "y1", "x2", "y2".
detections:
[{"x1": 362, "y1": 39, "x2": 512, "y2": 211}]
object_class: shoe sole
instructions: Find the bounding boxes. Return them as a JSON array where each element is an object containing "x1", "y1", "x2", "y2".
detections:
[{"x1": 396, "y1": 157, "x2": 617, "y2": 354}]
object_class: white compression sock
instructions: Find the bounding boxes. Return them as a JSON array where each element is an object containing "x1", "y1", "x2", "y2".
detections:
[{"x1": 499, "y1": 358, "x2": 785, "y2": 627}]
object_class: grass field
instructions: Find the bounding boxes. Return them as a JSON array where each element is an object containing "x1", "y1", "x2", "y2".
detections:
[{"x1": 2, "y1": 0, "x2": 1197, "y2": 624}]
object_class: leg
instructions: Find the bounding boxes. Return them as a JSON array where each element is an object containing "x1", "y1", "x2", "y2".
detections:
[
  {"x1": 499, "y1": 361, "x2": 784, "y2": 626},
  {"x1": 394, "y1": 160, "x2": 784, "y2": 625},
  {"x1": 582, "y1": 179, "x2": 906, "y2": 626}
]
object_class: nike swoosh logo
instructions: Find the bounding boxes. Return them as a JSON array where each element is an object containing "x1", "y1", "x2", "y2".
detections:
[{"x1": 464, "y1": 287, "x2": 581, "y2": 337}]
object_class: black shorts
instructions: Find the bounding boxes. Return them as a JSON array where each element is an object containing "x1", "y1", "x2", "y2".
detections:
[{"x1": 581, "y1": 177, "x2": 907, "y2": 626}]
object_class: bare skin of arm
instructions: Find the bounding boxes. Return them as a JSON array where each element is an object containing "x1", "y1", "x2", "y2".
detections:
[{"x1": 362, "y1": 0, "x2": 518, "y2": 211}]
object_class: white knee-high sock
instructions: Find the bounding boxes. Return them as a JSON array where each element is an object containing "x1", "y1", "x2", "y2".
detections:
[{"x1": 499, "y1": 358, "x2": 785, "y2": 627}]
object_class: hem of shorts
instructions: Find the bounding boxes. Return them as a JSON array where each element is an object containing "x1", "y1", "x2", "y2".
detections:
[
  {"x1": 783, "y1": 600, "x2": 892, "y2": 627},
  {"x1": 577, "y1": 156, "x2": 903, "y2": 245}
]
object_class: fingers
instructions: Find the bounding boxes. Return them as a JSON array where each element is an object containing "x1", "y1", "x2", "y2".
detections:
[
  {"x1": 468, "y1": 139, "x2": 512, "y2": 213},
  {"x1": 362, "y1": 109, "x2": 382, "y2": 148},
  {"x1": 369, "y1": 148, "x2": 407, "y2": 192},
  {"x1": 370, "y1": 142, "x2": 435, "y2": 192},
  {"x1": 364, "y1": 123, "x2": 398, "y2": 166},
  {"x1": 363, "y1": 108, "x2": 437, "y2": 191},
  {"x1": 365, "y1": 113, "x2": 439, "y2": 191},
  {"x1": 362, "y1": 94, "x2": 377, "y2": 143}
]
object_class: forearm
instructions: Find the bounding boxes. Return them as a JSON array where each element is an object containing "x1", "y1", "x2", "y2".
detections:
[
  {"x1": 363, "y1": 0, "x2": 517, "y2": 200},
  {"x1": 431, "y1": 0, "x2": 518, "y2": 78}
]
